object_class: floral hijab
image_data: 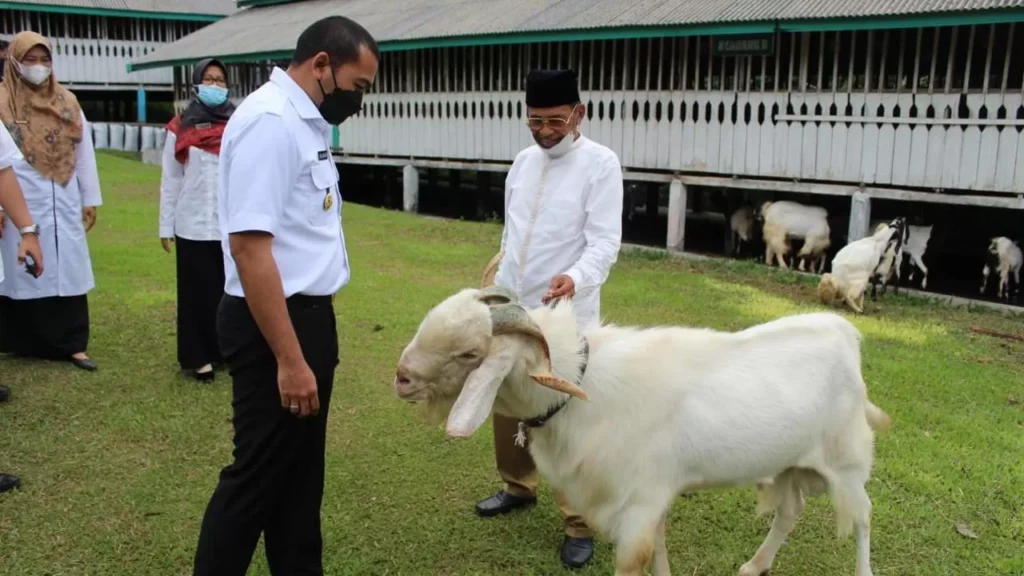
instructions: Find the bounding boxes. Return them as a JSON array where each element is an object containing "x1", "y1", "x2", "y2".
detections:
[{"x1": 0, "y1": 31, "x2": 83, "y2": 187}]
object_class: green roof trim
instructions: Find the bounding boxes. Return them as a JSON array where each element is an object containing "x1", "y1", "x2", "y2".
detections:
[
  {"x1": 236, "y1": 0, "x2": 303, "y2": 6},
  {"x1": 780, "y1": 7, "x2": 1024, "y2": 31},
  {"x1": 0, "y1": 2, "x2": 226, "y2": 21},
  {"x1": 126, "y1": 6, "x2": 1024, "y2": 72}
]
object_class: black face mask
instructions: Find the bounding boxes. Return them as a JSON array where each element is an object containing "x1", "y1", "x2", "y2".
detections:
[{"x1": 317, "y1": 77, "x2": 363, "y2": 125}]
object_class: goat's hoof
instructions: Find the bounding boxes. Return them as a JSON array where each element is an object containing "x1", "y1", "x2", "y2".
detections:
[{"x1": 737, "y1": 561, "x2": 769, "y2": 576}]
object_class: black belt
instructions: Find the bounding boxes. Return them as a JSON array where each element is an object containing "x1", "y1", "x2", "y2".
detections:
[
  {"x1": 223, "y1": 293, "x2": 333, "y2": 307},
  {"x1": 288, "y1": 294, "x2": 334, "y2": 307}
]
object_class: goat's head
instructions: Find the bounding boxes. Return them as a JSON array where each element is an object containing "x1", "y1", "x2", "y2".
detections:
[{"x1": 393, "y1": 252, "x2": 587, "y2": 438}]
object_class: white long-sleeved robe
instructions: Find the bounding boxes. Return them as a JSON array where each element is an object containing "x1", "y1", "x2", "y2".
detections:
[
  {"x1": 158, "y1": 130, "x2": 221, "y2": 241},
  {"x1": 0, "y1": 110, "x2": 102, "y2": 300},
  {"x1": 494, "y1": 134, "x2": 623, "y2": 330}
]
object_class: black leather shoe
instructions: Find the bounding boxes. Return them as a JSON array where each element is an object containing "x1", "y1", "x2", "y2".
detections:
[
  {"x1": 193, "y1": 367, "x2": 215, "y2": 383},
  {"x1": 561, "y1": 536, "x2": 595, "y2": 569},
  {"x1": 0, "y1": 385, "x2": 9, "y2": 403},
  {"x1": 0, "y1": 473, "x2": 20, "y2": 494},
  {"x1": 474, "y1": 490, "x2": 536, "y2": 518},
  {"x1": 71, "y1": 357, "x2": 98, "y2": 371}
]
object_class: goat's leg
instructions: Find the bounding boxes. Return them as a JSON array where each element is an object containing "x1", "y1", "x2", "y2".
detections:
[
  {"x1": 653, "y1": 514, "x2": 671, "y2": 576},
  {"x1": 843, "y1": 290, "x2": 865, "y2": 314},
  {"x1": 892, "y1": 256, "x2": 903, "y2": 295},
  {"x1": 613, "y1": 511, "x2": 661, "y2": 576},
  {"x1": 835, "y1": 471, "x2": 875, "y2": 576},
  {"x1": 911, "y1": 252, "x2": 929, "y2": 289},
  {"x1": 738, "y1": 477, "x2": 805, "y2": 576},
  {"x1": 980, "y1": 266, "x2": 991, "y2": 294}
]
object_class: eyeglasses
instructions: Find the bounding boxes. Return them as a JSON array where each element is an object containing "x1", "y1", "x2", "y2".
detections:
[
  {"x1": 524, "y1": 116, "x2": 573, "y2": 130},
  {"x1": 202, "y1": 75, "x2": 227, "y2": 87}
]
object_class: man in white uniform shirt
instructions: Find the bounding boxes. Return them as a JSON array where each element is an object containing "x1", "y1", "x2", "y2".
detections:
[
  {"x1": 0, "y1": 120, "x2": 45, "y2": 494},
  {"x1": 190, "y1": 16, "x2": 378, "y2": 576},
  {"x1": 475, "y1": 69, "x2": 623, "y2": 569}
]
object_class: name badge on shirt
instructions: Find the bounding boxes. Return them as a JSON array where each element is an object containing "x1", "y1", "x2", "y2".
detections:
[
  {"x1": 195, "y1": 122, "x2": 212, "y2": 130},
  {"x1": 318, "y1": 150, "x2": 329, "y2": 161}
]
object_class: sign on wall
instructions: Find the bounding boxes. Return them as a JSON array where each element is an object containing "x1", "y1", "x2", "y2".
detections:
[{"x1": 711, "y1": 33, "x2": 776, "y2": 57}]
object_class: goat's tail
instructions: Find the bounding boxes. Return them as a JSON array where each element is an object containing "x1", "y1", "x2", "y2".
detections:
[{"x1": 865, "y1": 400, "x2": 892, "y2": 433}]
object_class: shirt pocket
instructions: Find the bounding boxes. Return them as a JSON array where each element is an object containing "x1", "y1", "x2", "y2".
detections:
[{"x1": 308, "y1": 161, "x2": 338, "y2": 228}]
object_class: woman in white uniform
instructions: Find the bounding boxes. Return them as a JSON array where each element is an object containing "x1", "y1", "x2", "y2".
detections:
[
  {"x1": 0, "y1": 31, "x2": 102, "y2": 372},
  {"x1": 159, "y1": 58, "x2": 234, "y2": 382}
]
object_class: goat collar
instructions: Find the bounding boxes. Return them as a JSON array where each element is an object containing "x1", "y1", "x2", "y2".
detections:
[{"x1": 512, "y1": 336, "x2": 589, "y2": 447}]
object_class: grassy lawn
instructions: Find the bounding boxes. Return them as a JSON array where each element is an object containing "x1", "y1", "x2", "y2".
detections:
[{"x1": 1, "y1": 152, "x2": 1022, "y2": 576}]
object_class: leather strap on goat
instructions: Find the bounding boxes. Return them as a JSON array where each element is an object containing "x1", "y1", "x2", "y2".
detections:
[
  {"x1": 480, "y1": 250, "x2": 504, "y2": 288},
  {"x1": 487, "y1": 303, "x2": 588, "y2": 401}
]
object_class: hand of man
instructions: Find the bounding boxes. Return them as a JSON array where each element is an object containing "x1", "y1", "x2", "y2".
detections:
[
  {"x1": 542, "y1": 274, "x2": 576, "y2": 305},
  {"x1": 83, "y1": 207, "x2": 97, "y2": 232},
  {"x1": 18, "y1": 233, "x2": 43, "y2": 278},
  {"x1": 278, "y1": 357, "x2": 319, "y2": 418},
  {"x1": 161, "y1": 238, "x2": 174, "y2": 253}
]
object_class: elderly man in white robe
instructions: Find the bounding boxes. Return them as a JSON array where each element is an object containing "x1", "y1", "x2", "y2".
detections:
[{"x1": 474, "y1": 68, "x2": 623, "y2": 570}]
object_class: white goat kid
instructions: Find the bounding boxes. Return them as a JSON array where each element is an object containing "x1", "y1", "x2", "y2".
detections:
[
  {"x1": 818, "y1": 224, "x2": 899, "y2": 314},
  {"x1": 980, "y1": 236, "x2": 1022, "y2": 301},
  {"x1": 393, "y1": 257, "x2": 891, "y2": 576},
  {"x1": 759, "y1": 200, "x2": 831, "y2": 273}
]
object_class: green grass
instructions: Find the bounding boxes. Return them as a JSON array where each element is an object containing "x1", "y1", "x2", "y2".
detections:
[{"x1": 1, "y1": 152, "x2": 1023, "y2": 576}]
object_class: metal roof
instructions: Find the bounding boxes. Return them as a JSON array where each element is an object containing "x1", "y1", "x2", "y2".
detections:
[
  {"x1": 128, "y1": 0, "x2": 1024, "y2": 71},
  {"x1": 4, "y1": 0, "x2": 238, "y2": 17}
]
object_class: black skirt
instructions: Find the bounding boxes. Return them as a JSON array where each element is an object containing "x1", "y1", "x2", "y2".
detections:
[
  {"x1": 175, "y1": 236, "x2": 225, "y2": 370},
  {"x1": 0, "y1": 293, "x2": 90, "y2": 359}
]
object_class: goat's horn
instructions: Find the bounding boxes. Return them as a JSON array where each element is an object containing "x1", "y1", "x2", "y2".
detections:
[
  {"x1": 488, "y1": 304, "x2": 588, "y2": 401},
  {"x1": 477, "y1": 285, "x2": 518, "y2": 306},
  {"x1": 481, "y1": 251, "x2": 504, "y2": 288}
]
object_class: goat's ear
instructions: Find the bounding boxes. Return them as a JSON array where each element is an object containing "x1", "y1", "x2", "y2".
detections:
[
  {"x1": 446, "y1": 347, "x2": 517, "y2": 438},
  {"x1": 477, "y1": 285, "x2": 518, "y2": 306}
]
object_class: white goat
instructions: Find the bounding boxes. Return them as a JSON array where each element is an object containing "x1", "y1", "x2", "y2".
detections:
[
  {"x1": 759, "y1": 200, "x2": 831, "y2": 273},
  {"x1": 393, "y1": 255, "x2": 891, "y2": 576},
  {"x1": 818, "y1": 224, "x2": 900, "y2": 314},
  {"x1": 980, "y1": 236, "x2": 1022, "y2": 301},
  {"x1": 902, "y1": 224, "x2": 933, "y2": 289}
]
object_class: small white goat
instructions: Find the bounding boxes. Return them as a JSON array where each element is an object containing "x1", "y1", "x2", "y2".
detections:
[
  {"x1": 902, "y1": 224, "x2": 933, "y2": 289},
  {"x1": 980, "y1": 236, "x2": 1022, "y2": 301},
  {"x1": 759, "y1": 200, "x2": 831, "y2": 273},
  {"x1": 819, "y1": 224, "x2": 900, "y2": 314},
  {"x1": 393, "y1": 255, "x2": 891, "y2": 576}
]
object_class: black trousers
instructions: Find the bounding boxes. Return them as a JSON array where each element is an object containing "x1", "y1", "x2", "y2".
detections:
[
  {"x1": 0, "y1": 294, "x2": 89, "y2": 359},
  {"x1": 192, "y1": 293, "x2": 339, "y2": 576},
  {"x1": 175, "y1": 237, "x2": 225, "y2": 370}
]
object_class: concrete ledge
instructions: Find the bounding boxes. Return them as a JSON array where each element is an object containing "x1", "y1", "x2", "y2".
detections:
[{"x1": 619, "y1": 243, "x2": 1023, "y2": 316}]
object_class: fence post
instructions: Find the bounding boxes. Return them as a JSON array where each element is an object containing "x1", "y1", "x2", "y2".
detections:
[
  {"x1": 848, "y1": 191, "x2": 872, "y2": 243},
  {"x1": 402, "y1": 165, "x2": 419, "y2": 213},
  {"x1": 667, "y1": 179, "x2": 688, "y2": 253}
]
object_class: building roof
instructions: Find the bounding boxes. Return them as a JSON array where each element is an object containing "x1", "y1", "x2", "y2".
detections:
[
  {"x1": 127, "y1": 0, "x2": 1024, "y2": 71},
  {"x1": 1, "y1": 0, "x2": 238, "y2": 19}
]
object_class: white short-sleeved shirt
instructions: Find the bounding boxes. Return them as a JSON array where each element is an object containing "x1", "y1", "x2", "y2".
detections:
[
  {"x1": 218, "y1": 67, "x2": 349, "y2": 298},
  {"x1": 0, "y1": 121, "x2": 26, "y2": 286}
]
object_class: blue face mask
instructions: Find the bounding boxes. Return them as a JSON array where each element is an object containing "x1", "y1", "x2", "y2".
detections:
[{"x1": 196, "y1": 85, "x2": 228, "y2": 107}]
